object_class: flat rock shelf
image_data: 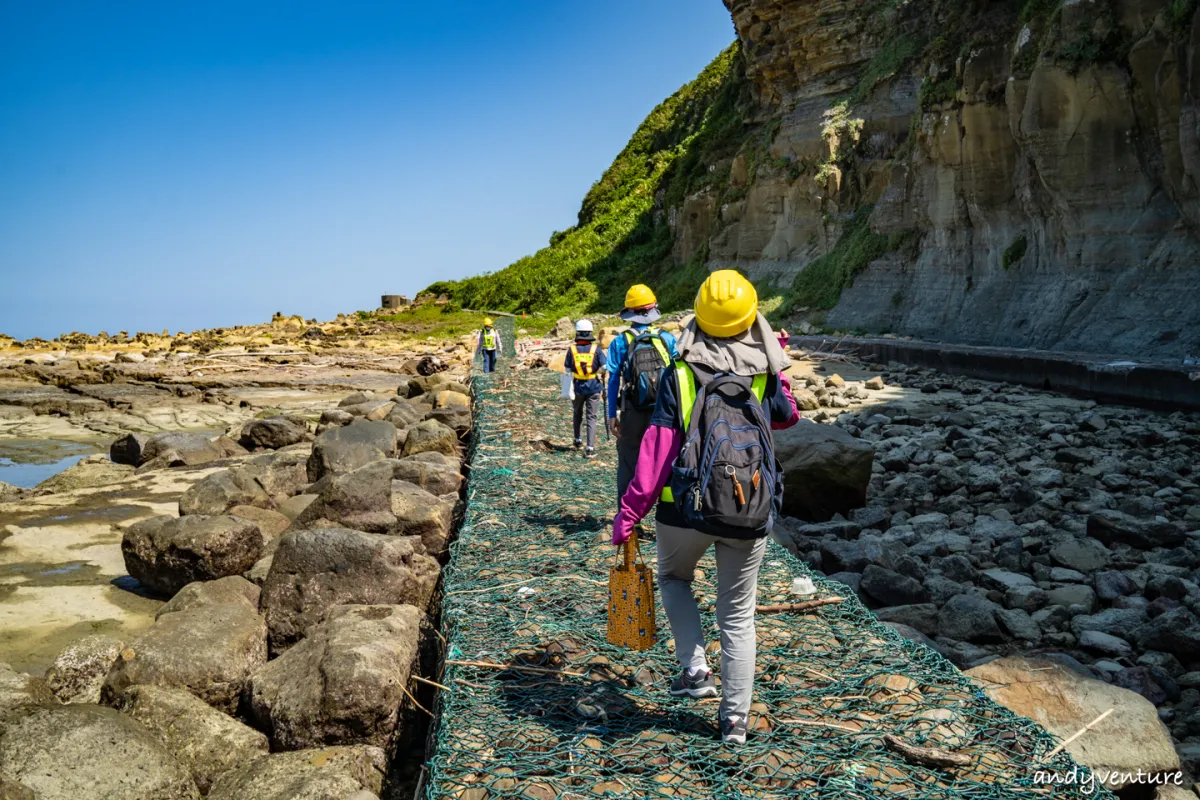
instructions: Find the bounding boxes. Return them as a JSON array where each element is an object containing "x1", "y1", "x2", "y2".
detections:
[{"x1": 424, "y1": 369, "x2": 1112, "y2": 799}]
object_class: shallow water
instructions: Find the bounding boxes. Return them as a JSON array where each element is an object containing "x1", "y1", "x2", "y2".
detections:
[{"x1": 0, "y1": 439, "x2": 100, "y2": 488}]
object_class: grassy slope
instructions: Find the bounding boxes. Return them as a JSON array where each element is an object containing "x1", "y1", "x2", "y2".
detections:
[{"x1": 422, "y1": 44, "x2": 750, "y2": 318}]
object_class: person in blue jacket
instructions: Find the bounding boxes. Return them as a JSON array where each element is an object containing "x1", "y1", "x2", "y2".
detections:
[
  {"x1": 564, "y1": 318, "x2": 606, "y2": 457},
  {"x1": 606, "y1": 284, "x2": 678, "y2": 502}
]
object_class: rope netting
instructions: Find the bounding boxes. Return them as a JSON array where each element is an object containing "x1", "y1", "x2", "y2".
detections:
[{"x1": 425, "y1": 368, "x2": 1111, "y2": 799}]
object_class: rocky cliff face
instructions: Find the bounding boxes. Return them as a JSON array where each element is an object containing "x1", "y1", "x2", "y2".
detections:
[{"x1": 681, "y1": 0, "x2": 1200, "y2": 359}]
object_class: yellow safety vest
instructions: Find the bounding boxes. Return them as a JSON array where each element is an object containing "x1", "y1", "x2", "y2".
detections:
[
  {"x1": 570, "y1": 343, "x2": 599, "y2": 380},
  {"x1": 482, "y1": 328, "x2": 496, "y2": 350},
  {"x1": 660, "y1": 364, "x2": 768, "y2": 504}
]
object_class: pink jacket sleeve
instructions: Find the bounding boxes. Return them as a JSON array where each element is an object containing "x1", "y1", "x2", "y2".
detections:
[
  {"x1": 612, "y1": 424, "x2": 681, "y2": 544},
  {"x1": 774, "y1": 374, "x2": 801, "y2": 430}
]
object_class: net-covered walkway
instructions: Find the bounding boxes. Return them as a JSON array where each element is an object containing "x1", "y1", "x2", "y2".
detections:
[{"x1": 425, "y1": 368, "x2": 1110, "y2": 799}]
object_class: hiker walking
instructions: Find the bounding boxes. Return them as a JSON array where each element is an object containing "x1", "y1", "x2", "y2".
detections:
[
  {"x1": 564, "y1": 319, "x2": 606, "y2": 457},
  {"x1": 606, "y1": 284, "x2": 679, "y2": 504},
  {"x1": 476, "y1": 317, "x2": 501, "y2": 374},
  {"x1": 612, "y1": 270, "x2": 800, "y2": 746}
]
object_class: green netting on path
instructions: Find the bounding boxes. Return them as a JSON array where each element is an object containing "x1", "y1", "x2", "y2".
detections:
[{"x1": 425, "y1": 368, "x2": 1112, "y2": 799}]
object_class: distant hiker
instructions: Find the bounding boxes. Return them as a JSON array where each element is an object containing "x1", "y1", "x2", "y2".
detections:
[
  {"x1": 606, "y1": 284, "x2": 679, "y2": 503},
  {"x1": 612, "y1": 270, "x2": 800, "y2": 746},
  {"x1": 564, "y1": 319, "x2": 606, "y2": 457},
  {"x1": 476, "y1": 318, "x2": 501, "y2": 373}
]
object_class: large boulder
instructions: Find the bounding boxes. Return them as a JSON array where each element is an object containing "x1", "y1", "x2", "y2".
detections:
[
  {"x1": 938, "y1": 594, "x2": 1004, "y2": 643},
  {"x1": 240, "y1": 417, "x2": 309, "y2": 451},
  {"x1": 291, "y1": 461, "x2": 397, "y2": 534},
  {"x1": 431, "y1": 390, "x2": 469, "y2": 410},
  {"x1": 390, "y1": 481, "x2": 454, "y2": 555},
  {"x1": 207, "y1": 745, "x2": 385, "y2": 800},
  {"x1": 0, "y1": 704, "x2": 199, "y2": 799},
  {"x1": 101, "y1": 593, "x2": 267, "y2": 713},
  {"x1": 1047, "y1": 537, "x2": 1111, "y2": 573},
  {"x1": 115, "y1": 684, "x2": 269, "y2": 794},
  {"x1": 425, "y1": 406, "x2": 471, "y2": 436},
  {"x1": 306, "y1": 420, "x2": 398, "y2": 482},
  {"x1": 245, "y1": 450, "x2": 311, "y2": 500},
  {"x1": 1134, "y1": 607, "x2": 1200, "y2": 659},
  {"x1": 156, "y1": 576, "x2": 260, "y2": 617},
  {"x1": 1086, "y1": 510, "x2": 1185, "y2": 550},
  {"x1": 390, "y1": 455, "x2": 463, "y2": 496},
  {"x1": 141, "y1": 431, "x2": 228, "y2": 468},
  {"x1": 338, "y1": 392, "x2": 378, "y2": 408},
  {"x1": 122, "y1": 514, "x2": 264, "y2": 596},
  {"x1": 0, "y1": 776, "x2": 34, "y2": 800},
  {"x1": 179, "y1": 452, "x2": 309, "y2": 516},
  {"x1": 248, "y1": 605, "x2": 422, "y2": 749},
  {"x1": 0, "y1": 664, "x2": 55, "y2": 712},
  {"x1": 385, "y1": 400, "x2": 425, "y2": 429},
  {"x1": 229, "y1": 506, "x2": 291, "y2": 541},
  {"x1": 277, "y1": 494, "x2": 318, "y2": 522},
  {"x1": 110, "y1": 432, "x2": 151, "y2": 466},
  {"x1": 178, "y1": 469, "x2": 270, "y2": 516},
  {"x1": 967, "y1": 656, "x2": 1180, "y2": 791},
  {"x1": 401, "y1": 419, "x2": 458, "y2": 458},
  {"x1": 35, "y1": 455, "x2": 134, "y2": 494},
  {"x1": 773, "y1": 420, "x2": 874, "y2": 522},
  {"x1": 44, "y1": 635, "x2": 124, "y2": 704},
  {"x1": 261, "y1": 529, "x2": 439, "y2": 654},
  {"x1": 860, "y1": 565, "x2": 928, "y2": 606},
  {"x1": 339, "y1": 400, "x2": 394, "y2": 420},
  {"x1": 1069, "y1": 608, "x2": 1148, "y2": 641}
]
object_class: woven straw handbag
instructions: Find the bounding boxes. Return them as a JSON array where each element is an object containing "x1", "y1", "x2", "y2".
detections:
[{"x1": 607, "y1": 529, "x2": 657, "y2": 651}]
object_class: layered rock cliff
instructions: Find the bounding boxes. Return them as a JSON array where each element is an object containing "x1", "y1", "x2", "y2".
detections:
[
  {"x1": 704, "y1": 0, "x2": 1200, "y2": 359},
  {"x1": 429, "y1": 0, "x2": 1200, "y2": 361}
]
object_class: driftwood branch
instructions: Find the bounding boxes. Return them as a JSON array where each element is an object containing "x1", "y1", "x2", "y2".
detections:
[
  {"x1": 883, "y1": 734, "x2": 971, "y2": 768},
  {"x1": 757, "y1": 597, "x2": 845, "y2": 613},
  {"x1": 446, "y1": 659, "x2": 585, "y2": 678},
  {"x1": 779, "y1": 718, "x2": 859, "y2": 733},
  {"x1": 1043, "y1": 708, "x2": 1113, "y2": 761}
]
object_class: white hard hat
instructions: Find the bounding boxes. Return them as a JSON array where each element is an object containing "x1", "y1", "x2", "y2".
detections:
[{"x1": 575, "y1": 319, "x2": 594, "y2": 334}]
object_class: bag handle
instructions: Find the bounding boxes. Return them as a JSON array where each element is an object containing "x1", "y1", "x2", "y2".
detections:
[{"x1": 615, "y1": 528, "x2": 645, "y2": 570}]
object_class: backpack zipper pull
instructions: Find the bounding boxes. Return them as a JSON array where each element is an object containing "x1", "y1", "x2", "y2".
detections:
[{"x1": 726, "y1": 465, "x2": 746, "y2": 507}]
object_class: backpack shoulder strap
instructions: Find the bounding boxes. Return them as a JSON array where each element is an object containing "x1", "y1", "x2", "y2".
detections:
[
  {"x1": 751, "y1": 373, "x2": 768, "y2": 402},
  {"x1": 676, "y1": 363, "x2": 699, "y2": 430},
  {"x1": 649, "y1": 332, "x2": 671, "y2": 365}
]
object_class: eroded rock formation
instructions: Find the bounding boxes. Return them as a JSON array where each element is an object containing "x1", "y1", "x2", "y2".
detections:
[{"x1": 692, "y1": 0, "x2": 1200, "y2": 357}]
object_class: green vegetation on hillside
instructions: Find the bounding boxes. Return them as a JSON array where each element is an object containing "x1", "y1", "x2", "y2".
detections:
[
  {"x1": 775, "y1": 206, "x2": 919, "y2": 314},
  {"x1": 423, "y1": 44, "x2": 752, "y2": 318}
]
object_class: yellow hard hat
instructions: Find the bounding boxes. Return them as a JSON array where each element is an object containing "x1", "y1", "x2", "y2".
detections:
[
  {"x1": 483, "y1": 318, "x2": 494, "y2": 327},
  {"x1": 624, "y1": 284, "x2": 657, "y2": 309},
  {"x1": 694, "y1": 270, "x2": 757, "y2": 337}
]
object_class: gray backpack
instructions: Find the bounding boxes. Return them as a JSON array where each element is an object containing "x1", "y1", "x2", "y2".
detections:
[{"x1": 667, "y1": 369, "x2": 782, "y2": 539}]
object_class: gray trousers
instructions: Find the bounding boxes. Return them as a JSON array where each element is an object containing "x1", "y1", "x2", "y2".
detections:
[
  {"x1": 615, "y1": 406, "x2": 652, "y2": 503},
  {"x1": 572, "y1": 393, "x2": 599, "y2": 449},
  {"x1": 656, "y1": 522, "x2": 767, "y2": 722}
]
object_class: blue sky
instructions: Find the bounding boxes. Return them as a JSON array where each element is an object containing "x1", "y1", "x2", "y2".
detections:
[{"x1": 0, "y1": 1, "x2": 734, "y2": 340}]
